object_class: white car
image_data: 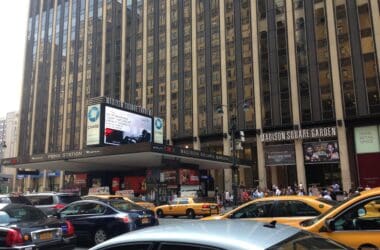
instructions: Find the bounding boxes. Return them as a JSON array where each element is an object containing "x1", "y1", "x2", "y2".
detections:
[{"x1": 90, "y1": 220, "x2": 351, "y2": 250}]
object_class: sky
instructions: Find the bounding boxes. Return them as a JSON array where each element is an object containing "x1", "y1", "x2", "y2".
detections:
[{"x1": 0, "y1": 1, "x2": 29, "y2": 118}]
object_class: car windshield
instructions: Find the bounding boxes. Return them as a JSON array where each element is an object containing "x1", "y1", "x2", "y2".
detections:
[
  {"x1": 109, "y1": 200, "x2": 144, "y2": 212},
  {"x1": 301, "y1": 192, "x2": 360, "y2": 227},
  {"x1": 1, "y1": 206, "x2": 46, "y2": 223},
  {"x1": 267, "y1": 232, "x2": 347, "y2": 249}
]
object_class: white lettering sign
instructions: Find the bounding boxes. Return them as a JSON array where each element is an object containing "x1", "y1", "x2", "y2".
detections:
[{"x1": 261, "y1": 127, "x2": 337, "y2": 142}]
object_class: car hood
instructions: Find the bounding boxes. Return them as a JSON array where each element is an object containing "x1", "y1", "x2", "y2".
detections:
[{"x1": 200, "y1": 214, "x2": 225, "y2": 220}]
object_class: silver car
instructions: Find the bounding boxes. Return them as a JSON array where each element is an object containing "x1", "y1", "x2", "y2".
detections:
[{"x1": 89, "y1": 220, "x2": 351, "y2": 250}]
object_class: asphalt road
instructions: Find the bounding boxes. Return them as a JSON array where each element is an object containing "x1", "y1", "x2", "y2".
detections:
[{"x1": 74, "y1": 217, "x2": 198, "y2": 250}]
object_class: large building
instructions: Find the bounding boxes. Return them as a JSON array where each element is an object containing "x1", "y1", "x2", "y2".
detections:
[
  {"x1": 0, "y1": 112, "x2": 19, "y2": 193},
  {"x1": 6, "y1": 0, "x2": 380, "y2": 196}
]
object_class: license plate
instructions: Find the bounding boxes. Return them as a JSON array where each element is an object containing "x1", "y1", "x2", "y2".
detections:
[
  {"x1": 141, "y1": 217, "x2": 150, "y2": 224},
  {"x1": 210, "y1": 205, "x2": 216, "y2": 209},
  {"x1": 39, "y1": 232, "x2": 53, "y2": 240}
]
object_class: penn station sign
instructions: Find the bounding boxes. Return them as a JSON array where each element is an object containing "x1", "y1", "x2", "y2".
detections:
[{"x1": 260, "y1": 126, "x2": 337, "y2": 143}]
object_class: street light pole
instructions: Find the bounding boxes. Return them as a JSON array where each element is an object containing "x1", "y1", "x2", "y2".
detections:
[
  {"x1": 216, "y1": 99, "x2": 251, "y2": 207},
  {"x1": 230, "y1": 116, "x2": 239, "y2": 207}
]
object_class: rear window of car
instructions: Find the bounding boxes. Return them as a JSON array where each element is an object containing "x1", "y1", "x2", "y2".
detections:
[
  {"x1": 9, "y1": 196, "x2": 32, "y2": 205},
  {"x1": 1, "y1": 206, "x2": 47, "y2": 222},
  {"x1": 58, "y1": 195, "x2": 81, "y2": 204},
  {"x1": 267, "y1": 232, "x2": 347, "y2": 249},
  {"x1": 26, "y1": 195, "x2": 54, "y2": 205}
]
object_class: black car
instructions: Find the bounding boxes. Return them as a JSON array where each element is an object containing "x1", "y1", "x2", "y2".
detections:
[
  {"x1": 25, "y1": 192, "x2": 81, "y2": 215},
  {"x1": 57, "y1": 199, "x2": 159, "y2": 245},
  {"x1": 0, "y1": 204, "x2": 76, "y2": 250}
]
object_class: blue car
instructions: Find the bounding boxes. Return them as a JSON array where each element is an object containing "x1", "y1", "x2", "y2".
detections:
[{"x1": 57, "y1": 199, "x2": 158, "y2": 245}]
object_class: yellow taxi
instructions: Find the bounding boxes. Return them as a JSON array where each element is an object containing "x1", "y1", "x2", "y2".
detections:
[
  {"x1": 82, "y1": 194, "x2": 155, "y2": 210},
  {"x1": 155, "y1": 197, "x2": 219, "y2": 218},
  {"x1": 201, "y1": 196, "x2": 335, "y2": 224},
  {"x1": 129, "y1": 197, "x2": 155, "y2": 210},
  {"x1": 283, "y1": 187, "x2": 380, "y2": 249}
]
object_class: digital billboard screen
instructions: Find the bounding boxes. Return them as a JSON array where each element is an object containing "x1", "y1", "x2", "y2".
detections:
[{"x1": 104, "y1": 106, "x2": 152, "y2": 145}]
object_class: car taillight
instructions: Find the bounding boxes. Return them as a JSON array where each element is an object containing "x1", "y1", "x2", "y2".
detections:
[
  {"x1": 117, "y1": 215, "x2": 130, "y2": 223},
  {"x1": 65, "y1": 221, "x2": 75, "y2": 236},
  {"x1": 6, "y1": 229, "x2": 23, "y2": 247},
  {"x1": 202, "y1": 204, "x2": 210, "y2": 209},
  {"x1": 54, "y1": 203, "x2": 66, "y2": 210}
]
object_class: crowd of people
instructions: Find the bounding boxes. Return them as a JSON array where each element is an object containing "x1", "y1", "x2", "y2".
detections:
[{"x1": 216, "y1": 183, "x2": 373, "y2": 208}]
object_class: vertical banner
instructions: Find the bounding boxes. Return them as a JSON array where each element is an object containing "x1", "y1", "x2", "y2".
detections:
[
  {"x1": 86, "y1": 104, "x2": 101, "y2": 145},
  {"x1": 154, "y1": 117, "x2": 164, "y2": 144}
]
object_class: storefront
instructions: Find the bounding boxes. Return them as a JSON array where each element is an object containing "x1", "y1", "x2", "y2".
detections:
[
  {"x1": 264, "y1": 144, "x2": 297, "y2": 188},
  {"x1": 303, "y1": 140, "x2": 341, "y2": 188},
  {"x1": 261, "y1": 126, "x2": 341, "y2": 189},
  {"x1": 354, "y1": 125, "x2": 380, "y2": 187}
]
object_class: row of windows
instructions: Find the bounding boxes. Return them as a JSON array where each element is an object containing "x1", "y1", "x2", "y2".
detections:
[{"x1": 21, "y1": 0, "x2": 380, "y2": 155}]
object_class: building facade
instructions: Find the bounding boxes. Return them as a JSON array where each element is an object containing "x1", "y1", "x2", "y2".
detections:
[
  {"x1": 0, "y1": 112, "x2": 19, "y2": 193},
  {"x1": 16, "y1": 0, "x2": 380, "y2": 194}
]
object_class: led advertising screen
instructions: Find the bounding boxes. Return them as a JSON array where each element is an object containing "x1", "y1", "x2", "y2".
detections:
[{"x1": 104, "y1": 106, "x2": 152, "y2": 145}]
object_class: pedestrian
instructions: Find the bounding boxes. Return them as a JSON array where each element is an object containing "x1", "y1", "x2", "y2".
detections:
[{"x1": 224, "y1": 191, "x2": 231, "y2": 207}]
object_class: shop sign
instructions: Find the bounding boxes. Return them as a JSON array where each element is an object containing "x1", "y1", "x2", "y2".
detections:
[
  {"x1": 47, "y1": 170, "x2": 60, "y2": 177},
  {"x1": 303, "y1": 141, "x2": 340, "y2": 164},
  {"x1": 115, "y1": 190, "x2": 134, "y2": 198},
  {"x1": 354, "y1": 126, "x2": 380, "y2": 154},
  {"x1": 86, "y1": 104, "x2": 101, "y2": 146},
  {"x1": 260, "y1": 126, "x2": 337, "y2": 143},
  {"x1": 152, "y1": 144, "x2": 231, "y2": 162},
  {"x1": 153, "y1": 117, "x2": 164, "y2": 144},
  {"x1": 88, "y1": 186, "x2": 110, "y2": 195},
  {"x1": 264, "y1": 144, "x2": 295, "y2": 166},
  {"x1": 179, "y1": 169, "x2": 199, "y2": 185},
  {"x1": 161, "y1": 170, "x2": 177, "y2": 185}
]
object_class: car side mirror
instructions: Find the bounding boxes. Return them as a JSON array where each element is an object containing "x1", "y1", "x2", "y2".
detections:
[{"x1": 323, "y1": 218, "x2": 335, "y2": 232}]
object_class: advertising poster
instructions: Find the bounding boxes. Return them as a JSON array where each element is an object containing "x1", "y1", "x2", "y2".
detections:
[
  {"x1": 86, "y1": 104, "x2": 101, "y2": 145},
  {"x1": 124, "y1": 176, "x2": 146, "y2": 194},
  {"x1": 303, "y1": 141, "x2": 340, "y2": 164},
  {"x1": 104, "y1": 106, "x2": 152, "y2": 145},
  {"x1": 179, "y1": 169, "x2": 199, "y2": 185},
  {"x1": 112, "y1": 177, "x2": 120, "y2": 192},
  {"x1": 64, "y1": 173, "x2": 87, "y2": 190},
  {"x1": 153, "y1": 117, "x2": 164, "y2": 144},
  {"x1": 264, "y1": 144, "x2": 296, "y2": 166},
  {"x1": 354, "y1": 126, "x2": 380, "y2": 154},
  {"x1": 161, "y1": 170, "x2": 177, "y2": 185}
]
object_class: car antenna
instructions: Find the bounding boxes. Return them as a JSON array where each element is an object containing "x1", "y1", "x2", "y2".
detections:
[{"x1": 264, "y1": 220, "x2": 277, "y2": 228}]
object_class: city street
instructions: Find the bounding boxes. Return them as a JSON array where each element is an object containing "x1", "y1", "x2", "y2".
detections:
[{"x1": 74, "y1": 217, "x2": 198, "y2": 250}]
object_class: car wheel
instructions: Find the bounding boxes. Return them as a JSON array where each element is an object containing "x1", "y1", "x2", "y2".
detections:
[
  {"x1": 156, "y1": 209, "x2": 164, "y2": 218},
  {"x1": 186, "y1": 209, "x2": 195, "y2": 219},
  {"x1": 93, "y1": 228, "x2": 108, "y2": 245}
]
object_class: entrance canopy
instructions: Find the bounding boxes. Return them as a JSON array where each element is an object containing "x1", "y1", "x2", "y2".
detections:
[{"x1": 1, "y1": 143, "x2": 253, "y2": 172}]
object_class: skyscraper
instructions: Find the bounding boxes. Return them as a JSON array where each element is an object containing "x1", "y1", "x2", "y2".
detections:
[{"x1": 14, "y1": 0, "x2": 380, "y2": 193}]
